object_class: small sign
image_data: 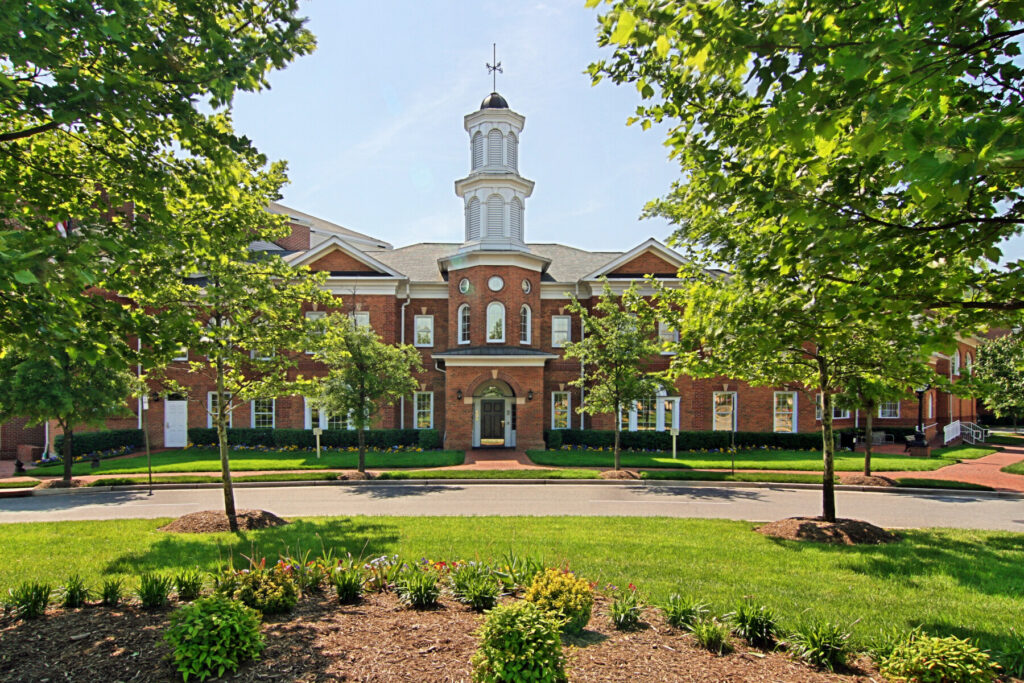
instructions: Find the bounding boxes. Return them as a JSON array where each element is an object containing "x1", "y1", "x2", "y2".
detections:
[
  {"x1": 142, "y1": 396, "x2": 149, "y2": 410},
  {"x1": 670, "y1": 428, "x2": 679, "y2": 437},
  {"x1": 312, "y1": 428, "x2": 323, "y2": 436}
]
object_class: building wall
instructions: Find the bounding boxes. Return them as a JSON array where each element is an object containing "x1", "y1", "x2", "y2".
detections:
[{"x1": 0, "y1": 418, "x2": 45, "y2": 459}]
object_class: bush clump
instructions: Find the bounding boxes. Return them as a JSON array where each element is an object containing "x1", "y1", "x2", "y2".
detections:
[
  {"x1": 138, "y1": 572, "x2": 175, "y2": 610},
  {"x1": 395, "y1": 569, "x2": 441, "y2": 610},
  {"x1": 788, "y1": 620, "x2": 851, "y2": 671},
  {"x1": 471, "y1": 601, "x2": 567, "y2": 683},
  {"x1": 728, "y1": 599, "x2": 778, "y2": 649},
  {"x1": 59, "y1": 574, "x2": 91, "y2": 609},
  {"x1": 5, "y1": 581, "x2": 51, "y2": 619},
  {"x1": 174, "y1": 568, "x2": 204, "y2": 602},
  {"x1": 218, "y1": 565, "x2": 299, "y2": 615},
  {"x1": 691, "y1": 617, "x2": 734, "y2": 655},
  {"x1": 880, "y1": 633, "x2": 1000, "y2": 682},
  {"x1": 609, "y1": 586, "x2": 643, "y2": 631},
  {"x1": 165, "y1": 595, "x2": 265, "y2": 682},
  {"x1": 100, "y1": 578, "x2": 124, "y2": 607},
  {"x1": 523, "y1": 568, "x2": 594, "y2": 635},
  {"x1": 330, "y1": 568, "x2": 363, "y2": 605},
  {"x1": 450, "y1": 564, "x2": 500, "y2": 612},
  {"x1": 660, "y1": 592, "x2": 707, "y2": 631}
]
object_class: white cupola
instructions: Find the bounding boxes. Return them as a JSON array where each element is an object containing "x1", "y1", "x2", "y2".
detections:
[{"x1": 454, "y1": 92, "x2": 535, "y2": 252}]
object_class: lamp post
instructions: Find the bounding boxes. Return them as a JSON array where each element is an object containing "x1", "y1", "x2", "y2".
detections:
[{"x1": 913, "y1": 384, "x2": 931, "y2": 446}]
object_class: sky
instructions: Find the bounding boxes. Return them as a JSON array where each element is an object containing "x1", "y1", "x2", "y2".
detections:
[{"x1": 231, "y1": 1, "x2": 1024, "y2": 262}]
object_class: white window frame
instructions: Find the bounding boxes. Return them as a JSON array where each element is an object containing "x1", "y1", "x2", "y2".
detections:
[
  {"x1": 520, "y1": 304, "x2": 532, "y2": 345},
  {"x1": 712, "y1": 391, "x2": 737, "y2": 432},
  {"x1": 551, "y1": 391, "x2": 571, "y2": 430},
  {"x1": 305, "y1": 311, "x2": 327, "y2": 354},
  {"x1": 815, "y1": 394, "x2": 850, "y2": 420},
  {"x1": 965, "y1": 353, "x2": 973, "y2": 376},
  {"x1": 250, "y1": 348, "x2": 275, "y2": 361},
  {"x1": 350, "y1": 311, "x2": 370, "y2": 330},
  {"x1": 458, "y1": 304, "x2": 471, "y2": 345},
  {"x1": 878, "y1": 401, "x2": 900, "y2": 419},
  {"x1": 619, "y1": 393, "x2": 681, "y2": 432},
  {"x1": 657, "y1": 322, "x2": 678, "y2": 354},
  {"x1": 251, "y1": 398, "x2": 275, "y2": 429},
  {"x1": 486, "y1": 302, "x2": 505, "y2": 343},
  {"x1": 304, "y1": 398, "x2": 353, "y2": 430},
  {"x1": 414, "y1": 315, "x2": 434, "y2": 348},
  {"x1": 172, "y1": 346, "x2": 189, "y2": 362},
  {"x1": 414, "y1": 391, "x2": 434, "y2": 429},
  {"x1": 207, "y1": 391, "x2": 233, "y2": 428},
  {"x1": 927, "y1": 393, "x2": 934, "y2": 419},
  {"x1": 551, "y1": 315, "x2": 571, "y2": 348},
  {"x1": 773, "y1": 391, "x2": 798, "y2": 433}
]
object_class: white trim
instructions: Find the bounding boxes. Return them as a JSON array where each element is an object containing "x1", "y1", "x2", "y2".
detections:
[
  {"x1": 172, "y1": 347, "x2": 189, "y2": 362},
  {"x1": 580, "y1": 238, "x2": 686, "y2": 280},
  {"x1": 815, "y1": 393, "x2": 850, "y2": 420},
  {"x1": 305, "y1": 310, "x2": 326, "y2": 354},
  {"x1": 878, "y1": 401, "x2": 900, "y2": 419},
  {"x1": 251, "y1": 398, "x2": 275, "y2": 429},
  {"x1": 414, "y1": 391, "x2": 434, "y2": 429},
  {"x1": 433, "y1": 356, "x2": 555, "y2": 368},
  {"x1": 712, "y1": 391, "x2": 737, "y2": 431},
  {"x1": 323, "y1": 281, "x2": 402, "y2": 296},
  {"x1": 619, "y1": 394, "x2": 680, "y2": 432},
  {"x1": 408, "y1": 283, "x2": 449, "y2": 299},
  {"x1": 207, "y1": 392, "x2": 232, "y2": 428},
  {"x1": 773, "y1": 391, "x2": 798, "y2": 433},
  {"x1": 520, "y1": 304, "x2": 532, "y2": 345},
  {"x1": 284, "y1": 235, "x2": 405, "y2": 277},
  {"x1": 486, "y1": 302, "x2": 506, "y2": 343},
  {"x1": 413, "y1": 315, "x2": 434, "y2": 347},
  {"x1": 440, "y1": 249, "x2": 549, "y2": 273},
  {"x1": 551, "y1": 391, "x2": 571, "y2": 430},
  {"x1": 350, "y1": 311, "x2": 370, "y2": 330},
  {"x1": 458, "y1": 304, "x2": 471, "y2": 345},
  {"x1": 551, "y1": 315, "x2": 571, "y2": 348},
  {"x1": 658, "y1": 322, "x2": 678, "y2": 355}
]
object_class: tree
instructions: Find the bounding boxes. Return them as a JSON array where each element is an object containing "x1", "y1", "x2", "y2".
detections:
[
  {"x1": 972, "y1": 334, "x2": 1024, "y2": 428},
  {"x1": 588, "y1": 0, "x2": 1024, "y2": 321},
  {"x1": 0, "y1": 340, "x2": 134, "y2": 485},
  {"x1": 563, "y1": 281, "x2": 661, "y2": 471},
  {"x1": 312, "y1": 316, "x2": 422, "y2": 474}
]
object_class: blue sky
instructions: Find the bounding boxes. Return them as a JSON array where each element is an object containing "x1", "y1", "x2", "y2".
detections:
[{"x1": 231, "y1": 1, "x2": 1024, "y2": 262}]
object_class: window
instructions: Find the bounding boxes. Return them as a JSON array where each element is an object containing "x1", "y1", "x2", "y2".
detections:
[
  {"x1": 172, "y1": 347, "x2": 188, "y2": 361},
  {"x1": 471, "y1": 132, "x2": 483, "y2": 169},
  {"x1": 487, "y1": 129, "x2": 503, "y2": 166},
  {"x1": 520, "y1": 304, "x2": 532, "y2": 344},
  {"x1": 414, "y1": 392, "x2": 434, "y2": 429},
  {"x1": 305, "y1": 310, "x2": 326, "y2": 353},
  {"x1": 713, "y1": 392, "x2": 736, "y2": 431},
  {"x1": 486, "y1": 302, "x2": 505, "y2": 343},
  {"x1": 927, "y1": 393, "x2": 934, "y2": 419},
  {"x1": 551, "y1": 315, "x2": 571, "y2": 348},
  {"x1": 350, "y1": 311, "x2": 370, "y2": 330},
  {"x1": 305, "y1": 399, "x2": 352, "y2": 430},
  {"x1": 458, "y1": 304, "x2": 471, "y2": 344},
  {"x1": 414, "y1": 315, "x2": 434, "y2": 347},
  {"x1": 952, "y1": 349, "x2": 961, "y2": 375},
  {"x1": 506, "y1": 132, "x2": 518, "y2": 171},
  {"x1": 207, "y1": 392, "x2": 232, "y2": 428},
  {"x1": 252, "y1": 398, "x2": 275, "y2": 429},
  {"x1": 658, "y1": 322, "x2": 678, "y2": 353},
  {"x1": 773, "y1": 392, "x2": 797, "y2": 433},
  {"x1": 250, "y1": 348, "x2": 274, "y2": 361},
  {"x1": 466, "y1": 197, "x2": 481, "y2": 240},
  {"x1": 620, "y1": 393, "x2": 680, "y2": 432},
  {"x1": 486, "y1": 194, "x2": 504, "y2": 237},
  {"x1": 551, "y1": 391, "x2": 570, "y2": 430},
  {"x1": 878, "y1": 401, "x2": 900, "y2": 419},
  {"x1": 965, "y1": 353, "x2": 973, "y2": 376},
  {"x1": 815, "y1": 394, "x2": 850, "y2": 420},
  {"x1": 635, "y1": 397, "x2": 657, "y2": 431}
]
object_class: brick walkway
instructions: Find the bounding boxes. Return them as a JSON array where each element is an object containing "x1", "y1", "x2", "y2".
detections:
[{"x1": 872, "y1": 444, "x2": 1024, "y2": 492}]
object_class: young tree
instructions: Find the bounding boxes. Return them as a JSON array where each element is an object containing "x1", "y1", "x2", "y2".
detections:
[
  {"x1": 972, "y1": 334, "x2": 1024, "y2": 429},
  {"x1": 312, "y1": 315, "x2": 423, "y2": 474},
  {"x1": 563, "y1": 282, "x2": 661, "y2": 471},
  {"x1": 0, "y1": 340, "x2": 135, "y2": 485}
]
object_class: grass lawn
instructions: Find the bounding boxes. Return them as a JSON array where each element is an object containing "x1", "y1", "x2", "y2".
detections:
[
  {"x1": 23, "y1": 449, "x2": 464, "y2": 477},
  {"x1": 87, "y1": 472, "x2": 344, "y2": 486},
  {"x1": 894, "y1": 478, "x2": 995, "y2": 491},
  {"x1": 930, "y1": 445, "x2": 996, "y2": 460},
  {"x1": 527, "y1": 449, "x2": 961, "y2": 472},
  {"x1": 986, "y1": 432, "x2": 1024, "y2": 446},
  {"x1": 639, "y1": 470, "x2": 829, "y2": 484},
  {"x1": 0, "y1": 516, "x2": 1019, "y2": 654},
  {"x1": 1003, "y1": 460, "x2": 1024, "y2": 476},
  {"x1": 0, "y1": 480, "x2": 39, "y2": 489},
  {"x1": 376, "y1": 468, "x2": 600, "y2": 480}
]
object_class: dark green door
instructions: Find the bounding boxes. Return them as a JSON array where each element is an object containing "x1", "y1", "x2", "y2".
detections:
[{"x1": 480, "y1": 400, "x2": 505, "y2": 446}]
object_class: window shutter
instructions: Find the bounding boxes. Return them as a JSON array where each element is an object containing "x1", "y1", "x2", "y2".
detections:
[
  {"x1": 506, "y1": 132, "x2": 517, "y2": 171},
  {"x1": 471, "y1": 132, "x2": 483, "y2": 170},
  {"x1": 487, "y1": 129, "x2": 503, "y2": 166},
  {"x1": 466, "y1": 198, "x2": 481, "y2": 240},
  {"x1": 509, "y1": 198, "x2": 523, "y2": 241},
  {"x1": 486, "y1": 194, "x2": 504, "y2": 237}
]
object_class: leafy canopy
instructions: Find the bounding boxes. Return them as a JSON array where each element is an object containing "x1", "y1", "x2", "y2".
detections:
[{"x1": 972, "y1": 334, "x2": 1024, "y2": 420}]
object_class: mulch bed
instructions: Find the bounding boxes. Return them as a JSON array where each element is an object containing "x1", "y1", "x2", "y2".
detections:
[
  {"x1": 36, "y1": 478, "x2": 86, "y2": 489},
  {"x1": 757, "y1": 517, "x2": 901, "y2": 545},
  {"x1": 158, "y1": 509, "x2": 289, "y2": 533},
  {"x1": 337, "y1": 470, "x2": 373, "y2": 481},
  {"x1": 842, "y1": 475, "x2": 897, "y2": 487},
  {"x1": 0, "y1": 593, "x2": 880, "y2": 682},
  {"x1": 600, "y1": 469, "x2": 641, "y2": 480}
]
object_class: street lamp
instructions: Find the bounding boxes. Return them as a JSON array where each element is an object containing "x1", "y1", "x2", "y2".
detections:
[{"x1": 912, "y1": 384, "x2": 931, "y2": 447}]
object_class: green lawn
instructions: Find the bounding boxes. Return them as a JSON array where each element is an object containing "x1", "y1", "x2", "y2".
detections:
[
  {"x1": 895, "y1": 478, "x2": 995, "y2": 491},
  {"x1": 1002, "y1": 460, "x2": 1024, "y2": 476},
  {"x1": 87, "y1": 472, "x2": 344, "y2": 486},
  {"x1": 931, "y1": 445, "x2": 996, "y2": 460},
  {"x1": 986, "y1": 432, "x2": 1024, "y2": 446},
  {"x1": 0, "y1": 516, "x2": 1019, "y2": 655},
  {"x1": 0, "y1": 480, "x2": 38, "y2": 489},
  {"x1": 640, "y1": 470, "x2": 829, "y2": 484},
  {"x1": 527, "y1": 449, "x2": 962, "y2": 472},
  {"x1": 376, "y1": 468, "x2": 600, "y2": 480},
  {"x1": 23, "y1": 449, "x2": 464, "y2": 477}
]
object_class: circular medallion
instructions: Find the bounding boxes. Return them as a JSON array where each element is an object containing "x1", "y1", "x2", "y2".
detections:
[
  {"x1": 522, "y1": 279, "x2": 532, "y2": 294},
  {"x1": 459, "y1": 278, "x2": 470, "y2": 294},
  {"x1": 488, "y1": 275, "x2": 504, "y2": 292}
]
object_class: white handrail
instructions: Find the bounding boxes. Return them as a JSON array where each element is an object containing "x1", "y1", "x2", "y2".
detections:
[
  {"x1": 960, "y1": 421, "x2": 988, "y2": 445},
  {"x1": 943, "y1": 420, "x2": 961, "y2": 445}
]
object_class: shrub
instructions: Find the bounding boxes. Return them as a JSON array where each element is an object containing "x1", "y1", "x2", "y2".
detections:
[
  {"x1": 330, "y1": 568, "x2": 364, "y2": 605},
  {"x1": 609, "y1": 585, "x2": 643, "y2": 631},
  {"x1": 174, "y1": 568, "x2": 204, "y2": 602},
  {"x1": 523, "y1": 568, "x2": 594, "y2": 635},
  {"x1": 1000, "y1": 628, "x2": 1024, "y2": 679},
  {"x1": 450, "y1": 565, "x2": 501, "y2": 612},
  {"x1": 54, "y1": 429, "x2": 142, "y2": 458},
  {"x1": 165, "y1": 595, "x2": 265, "y2": 682},
  {"x1": 660, "y1": 593, "x2": 707, "y2": 631},
  {"x1": 728, "y1": 599, "x2": 778, "y2": 649},
  {"x1": 417, "y1": 429, "x2": 441, "y2": 450},
  {"x1": 138, "y1": 572, "x2": 175, "y2": 610},
  {"x1": 187, "y1": 427, "x2": 422, "y2": 449},
  {"x1": 788, "y1": 620, "x2": 851, "y2": 671},
  {"x1": 5, "y1": 581, "x2": 50, "y2": 619},
  {"x1": 396, "y1": 569, "x2": 440, "y2": 610},
  {"x1": 545, "y1": 430, "x2": 563, "y2": 449},
  {"x1": 554, "y1": 428, "x2": 822, "y2": 451},
  {"x1": 493, "y1": 551, "x2": 545, "y2": 594},
  {"x1": 100, "y1": 578, "x2": 124, "y2": 607},
  {"x1": 280, "y1": 551, "x2": 331, "y2": 593},
  {"x1": 692, "y1": 617, "x2": 734, "y2": 655},
  {"x1": 880, "y1": 633, "x2": 1000, "y2": 683},
  {"x1": 59, "y1": 574, "x2": 91, "y2": 609},
  {"x1": 228, "y1": 566, "x2": 299, "y2": 615},
  {"x1": 471, "y1": 601, "x2": 567, "y2": 683}
]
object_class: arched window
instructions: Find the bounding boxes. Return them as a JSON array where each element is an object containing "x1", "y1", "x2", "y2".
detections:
[
  {"x1": 520, "y1": 304, "x2": 531, "y2": 344},
  {"x1": 466, "y1": 197, "x2": 481, "y2": 240},
  {"x1": 486, "y1": 193, "x2": 504, "y2": 237},
  {"x1": 487, "y1": 129, "x2": 503, "y2": 166},
  {"x1": 487, "y1": 302, "x2": 505, "y2": 343},
  {"x1": 965, "y1": 352, "x2": 973, "y2": 375},
  {"x1": 458, "y1": 304, "x2": 471, "y2": 344},
  {"x1": 953, "y1": 349, "x2": 961, "y2": 376},
  {"x1": 471, "y1": 132, "x2": 483, "y2": 170},
  {"x1": 506, "y1": 132, "x2": 518, "y2": 171},
  {"x1": 509, "y1": 197, "x2": 523, "y2": 242}
]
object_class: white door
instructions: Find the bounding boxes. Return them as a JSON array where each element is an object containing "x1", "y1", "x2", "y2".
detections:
[{"x1": 164, "y1": 400, "x2": 188, "y2": 448}]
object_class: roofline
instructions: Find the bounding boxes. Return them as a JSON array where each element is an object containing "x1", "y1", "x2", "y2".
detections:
[
  {"x1": 285, "y1": 236, "x2": 406, "y2": 278},
  {"x1": 580, "y1": 238, "x2": 686, "y2": 280}
]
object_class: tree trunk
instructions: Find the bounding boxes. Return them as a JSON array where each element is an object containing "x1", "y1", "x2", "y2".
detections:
[
  {"x1": 613, "y1": 410, "x2": 621, "y2": 471},
  {"x1": 818, "y1": 362, "x2": 836, "y2": 523},
  {"x1": 863, "y1": 405, "x2": 873, "y2": 477},
  {"x1": 215, "y1": 360, "x2": 238, "y2": 532},
  {"x1": 61, "y1": 423, "x2": 74, "y2": 485},
  {"x1": 144, "y1": 401, "x2": 153, "y2": 494},
  {"x1": 358, "y1": 425, "x2": 366, "y2": 473}
]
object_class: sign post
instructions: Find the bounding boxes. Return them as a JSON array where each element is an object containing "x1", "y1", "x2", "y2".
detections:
[
  {"x1": 313, "y1": 428, "x2": 323, "y2": 459},
  {"x1": 670, "y1": 427, "x2": 678, "y2": 459}
]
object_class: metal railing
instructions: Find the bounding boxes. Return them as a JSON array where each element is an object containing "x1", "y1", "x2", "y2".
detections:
[
  {"x1": 943, "y1": 420, "x2": 961, "y2": 445},
  {"x1": 961, "y1": 421, "x2": 989, "y2": 445}
]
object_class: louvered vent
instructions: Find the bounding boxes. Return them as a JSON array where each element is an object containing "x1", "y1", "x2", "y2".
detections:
[
  {"x1": 506, "y1": 132, "x2": 517, "y2": 171},
  {"x1": 487, "y1": 129, "x2": 503, "y2": 166},
  {"x1": 466, "y1": 197, "x2": 481, "y2": 240},
  {"x1": 471, "y1": 132, "x2": 483, "y2": 170},
  {"x1": 486, "y1": 194, "x2": 504, "y2": 237},
  {"x1": 509, "y1": 197, "x2": 523, "y2": 242}
]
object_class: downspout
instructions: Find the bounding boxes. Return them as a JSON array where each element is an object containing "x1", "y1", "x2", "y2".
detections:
[
  {"x1": 576, "y1": 282, "x2": 584, "y2": 430},
  {"x1": 137, "y1": 338, "x2": 143, "y2": 430},
  {"x1": 399, "y1": 282, "x2": 411, "y2": 429}
]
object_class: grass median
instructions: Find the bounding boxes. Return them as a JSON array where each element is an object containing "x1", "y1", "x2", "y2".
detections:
[{"x1": 376, "y1": 468, "x2": 600, "y2": 480}]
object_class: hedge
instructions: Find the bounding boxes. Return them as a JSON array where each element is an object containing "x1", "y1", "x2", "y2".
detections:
[
  {"x1": 54, "y1": 429, "x2": 143, "y2": 458},
  {"x1": 544, "y1": 429, "x2": 822, "y2": 451},
  {"x1": 186, "y1": 427, "x2": 440, "y2": 450}
]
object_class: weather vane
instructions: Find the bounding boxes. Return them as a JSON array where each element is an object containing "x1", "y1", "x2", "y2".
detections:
[{"x1": 486, "y1": 43, "x2": 502, "y2": 92}]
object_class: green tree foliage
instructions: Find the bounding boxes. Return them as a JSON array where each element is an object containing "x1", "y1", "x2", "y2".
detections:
[
  {"x1": 0, "y1": 341, "x2": 134, "y2": 484},
  {"x1": 312, "y1": 316, "x2": 423, "y2": 473},
  {"x1": 972, "y1": 334, "x2": 1024, "y2": 426},
  {"x1": 588, "y1": 0, "x2": 1024, "y2": 321},
  {"x1": 563, "y1": 282, "x2": 661, "y2": 470}
]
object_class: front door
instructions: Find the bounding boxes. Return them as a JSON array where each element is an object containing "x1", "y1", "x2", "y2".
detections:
[
  {"x1": 164, "y1": 400, "x2": 188, "y2": 448},
  {"x1": 480, "y1": 399, "x2": 505, "y2": 447}
]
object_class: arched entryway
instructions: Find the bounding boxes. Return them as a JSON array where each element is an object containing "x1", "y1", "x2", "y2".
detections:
[{"x1": 473, "y1": 380, "x2": 516, "y2": 448}]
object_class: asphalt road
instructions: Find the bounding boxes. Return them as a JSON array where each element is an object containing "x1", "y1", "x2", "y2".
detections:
[{"x1": 0, "y1": 483, "x2": 1021, "y2": 531}]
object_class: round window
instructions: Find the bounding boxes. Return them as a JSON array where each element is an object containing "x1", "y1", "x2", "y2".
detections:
[
  {"x1": 522, "y1": 279, "x2": 532, "y2": 294},
  {"x1": 488, "y1": 275, "x2": 504, "y2": 292},
  {"x1": 459, "y1": 278, "x2": 470, "y2": 294}
]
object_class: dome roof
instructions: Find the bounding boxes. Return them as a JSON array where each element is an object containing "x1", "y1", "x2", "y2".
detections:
[{"x1": 480, "y1": 92, "x2": 509, "y2": 110}]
